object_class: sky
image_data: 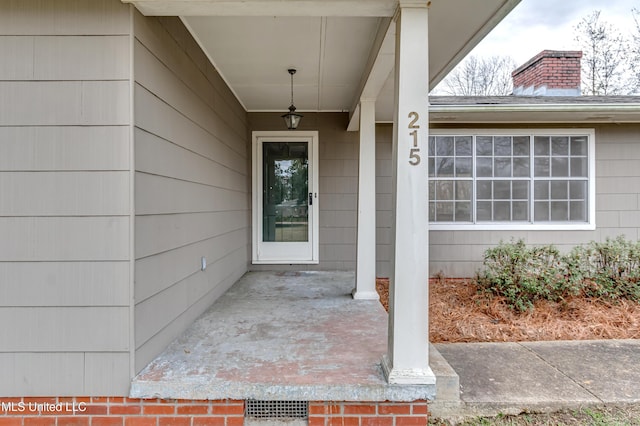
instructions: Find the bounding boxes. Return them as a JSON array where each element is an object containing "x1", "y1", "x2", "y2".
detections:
[{"x1": 469, "y1": 0, "x2": 639, "y2": 67}]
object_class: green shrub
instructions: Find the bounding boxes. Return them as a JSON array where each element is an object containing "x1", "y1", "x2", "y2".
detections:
[
  {"x1": 476, "y1": 239, "x2": 575, "y2": 312},
  {"x1": 567, "y1": 236, "x2": 640, "y2": 302},
  {"x1": 476, "y1": 236, "x2": 640, "y2": 312}
]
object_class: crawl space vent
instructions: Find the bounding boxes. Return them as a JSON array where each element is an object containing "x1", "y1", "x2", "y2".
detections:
[{"x1": 245, "y1": 400, "x2": 309, "y2": 419}]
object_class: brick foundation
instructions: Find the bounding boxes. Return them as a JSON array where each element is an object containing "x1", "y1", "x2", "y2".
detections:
[
  {"x1": 0, "y1": 398, "x2": 428, "y2": 425},
  {"x1": 309, "y1": 401, "x2": 428, "y2": 426}
]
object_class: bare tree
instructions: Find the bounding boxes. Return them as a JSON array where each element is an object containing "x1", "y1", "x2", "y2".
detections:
[
  {"x1": 438, "y1": 55, "x2": 517, "y2": 96},
  {"x1": 630, "y1": 8, "x2": 640, "y2": 94},
  {"x1": 574, "y1": 10, "x2": 630, "y2": 95}
]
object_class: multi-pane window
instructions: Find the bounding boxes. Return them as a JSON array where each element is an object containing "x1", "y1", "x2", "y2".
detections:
[
  {"x1": 428, "y1": 131, "x2": 593, "y2": 228},
  {"x1": 533, "y1": 136, "x2": 589, "y2": 222},
  {"x1": 428, "y1": 136, "x2": 472, "y2": 222}
]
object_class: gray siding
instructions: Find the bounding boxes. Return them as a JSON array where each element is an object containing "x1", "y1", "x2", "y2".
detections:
[
  {"x1": 248, "y1": 113, "x2": 359, "y2": 271},
  {"x1": 0, "y1": 0, "x2": 132, "y2": 396},
  {"x1": 375, "y1": 125, "x2": 394, "y2": 277},
  {"x1": 133, "y1": 13, "x2": 250, "y2": 373},
  {"x1": 375, "y1": 123, "x2": 640, "y2": 277},
  {"x1": 246, "y1": 121, "x2": 639, "y2": 278}
]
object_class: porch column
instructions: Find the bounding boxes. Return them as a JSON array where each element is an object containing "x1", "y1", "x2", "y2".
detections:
[
  {"x1": 381, "y1": 1, "x2": 434, "y2": 385},
  {"x1": 353, "y1": 99, "x2": 379, "y2": 300}
]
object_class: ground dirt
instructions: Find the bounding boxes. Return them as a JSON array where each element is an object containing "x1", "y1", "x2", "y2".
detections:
[
  {"x1": 428, "y1": 405, "x2": 640, "y2": 426},
  {"x1": 376, "y1": 278, "x2": 640, "y2": 343},
  {"x1": 377, "y1": 278, "x2": 640, "y2": 425}
]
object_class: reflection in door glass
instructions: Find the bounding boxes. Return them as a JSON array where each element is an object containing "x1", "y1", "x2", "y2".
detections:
[{"x1": 263, "y1": 142, "x2": 309, "y2": 242}]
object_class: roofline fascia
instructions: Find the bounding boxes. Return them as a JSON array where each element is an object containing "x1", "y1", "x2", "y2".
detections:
[
  {"x1": 430, "y1": 0, "x2": 522, "y2": 88},
  {"x1": 429, "y1": 103, "x2": 640, "y2": 114}
]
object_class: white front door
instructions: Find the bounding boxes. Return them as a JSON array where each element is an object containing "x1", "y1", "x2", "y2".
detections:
[{"x1": 252, "y1": 131, "x2": 319, "y2": 264}]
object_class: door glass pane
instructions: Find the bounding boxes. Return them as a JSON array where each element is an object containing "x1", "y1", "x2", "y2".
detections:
[{"x1": 263, "y1": 142, "x2": 308, "y2": 242}]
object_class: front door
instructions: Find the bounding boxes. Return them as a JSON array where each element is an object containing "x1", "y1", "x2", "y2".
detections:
[{"x1": 252, "y1": 131, "x2": 319, "y2": 264}]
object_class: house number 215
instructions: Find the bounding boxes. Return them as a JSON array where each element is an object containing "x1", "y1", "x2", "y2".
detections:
[{"x1": 408, "y1": 111, "x2": 421, "y2": 166}]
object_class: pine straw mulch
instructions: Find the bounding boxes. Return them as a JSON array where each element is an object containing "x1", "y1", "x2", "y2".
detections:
[{"x1": 376, "y1": 278, "x2": 640, "y2": 343}]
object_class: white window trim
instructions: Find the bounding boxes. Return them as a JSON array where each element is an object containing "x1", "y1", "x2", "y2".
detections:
[{"x1": 428, "y1": 128, "x2": 596, "y2": 231}]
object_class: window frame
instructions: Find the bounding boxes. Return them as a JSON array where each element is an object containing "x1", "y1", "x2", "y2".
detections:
[{"x1": 428, "y1": 128, "x2": 596, "y2": 231}]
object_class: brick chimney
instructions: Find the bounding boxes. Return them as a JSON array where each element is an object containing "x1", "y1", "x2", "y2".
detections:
[{"x1": 512, "y1": 50, "x2": 582, "y2": 96}]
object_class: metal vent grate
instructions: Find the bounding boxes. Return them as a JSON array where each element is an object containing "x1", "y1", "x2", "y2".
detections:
[{"x1": 245, "y1": 400, "x2": 308, "y2": 419}]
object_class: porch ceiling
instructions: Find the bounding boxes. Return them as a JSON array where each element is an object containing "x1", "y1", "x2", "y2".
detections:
[{"x1": 125, "y1": 0, "x2": 520, "y2": 122}]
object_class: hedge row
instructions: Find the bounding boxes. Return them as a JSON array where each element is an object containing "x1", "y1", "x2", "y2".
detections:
[{"x1": 475, "y1": 236, "x2": 640, "y2": 312}]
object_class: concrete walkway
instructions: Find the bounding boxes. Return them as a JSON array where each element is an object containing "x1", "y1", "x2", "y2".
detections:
[{"x1": 431, "y1": 339, "x2": 640, "y2": 418}]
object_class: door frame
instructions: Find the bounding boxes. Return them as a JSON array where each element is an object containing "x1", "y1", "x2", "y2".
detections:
[{"x1": 251, "y1": 130, "x2": 319, "y2": 264}]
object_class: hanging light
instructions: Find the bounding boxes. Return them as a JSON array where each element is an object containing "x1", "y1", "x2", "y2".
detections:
[{"x1": 282, "y1": 68, "x2": 303, "y2": 130}]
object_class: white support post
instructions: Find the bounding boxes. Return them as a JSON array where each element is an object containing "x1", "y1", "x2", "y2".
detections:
[
  {"x1": 353, "y1": 99, "x2": 379, "y2": 300},
  {"x1": 381, "y1": 1, "x2": 434, "y2": 385}
]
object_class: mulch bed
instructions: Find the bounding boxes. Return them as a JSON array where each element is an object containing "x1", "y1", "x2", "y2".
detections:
[{"x1": 376, "y1": 278, "x2": 640, "y2": 343}]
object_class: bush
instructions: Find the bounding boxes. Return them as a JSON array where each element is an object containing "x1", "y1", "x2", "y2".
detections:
[
  {"x1": 568, "y1": 236, "x2": 640, "y2": 302},
  {"x1": 476, "y1": 239, "x2": 576, "y2": 312},
  {"x1": 476, "y1": 237, "x2": 640, "y2": 312}
]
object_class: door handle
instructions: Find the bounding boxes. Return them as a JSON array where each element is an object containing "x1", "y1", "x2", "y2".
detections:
[{"x1": 308, "y1": 192, "x2": 313, "y2": 206}]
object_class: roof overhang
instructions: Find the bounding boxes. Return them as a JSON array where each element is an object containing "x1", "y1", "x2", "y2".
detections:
[
  {"x1": 123, "y1": 0, "x2": 521, "y2": 127},
  {"x1": 429, "y1": 99, "x2": 640, "y2": 124},
  {"x1": 122, "y1": 0, "x2": 400, "y2": 16}
]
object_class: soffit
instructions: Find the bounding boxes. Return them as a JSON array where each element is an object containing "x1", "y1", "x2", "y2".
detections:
[{"x1": 125, "y1": 0, "x2": 521, "y2": 121}]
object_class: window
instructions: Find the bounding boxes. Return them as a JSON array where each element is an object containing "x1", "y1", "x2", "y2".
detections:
[{"x1": 428, "y1": 130, "x2": 595, "y2": 230}]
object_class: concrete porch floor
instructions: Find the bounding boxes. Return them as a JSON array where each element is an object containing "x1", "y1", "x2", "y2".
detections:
[{"x1": 130, "y1": 271, "x2": 437, "y2": 402}]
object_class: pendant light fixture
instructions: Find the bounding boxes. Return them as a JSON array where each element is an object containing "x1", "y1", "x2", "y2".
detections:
[{"x1": 282, "y1": 68, "x2": 303, "y2": 130}]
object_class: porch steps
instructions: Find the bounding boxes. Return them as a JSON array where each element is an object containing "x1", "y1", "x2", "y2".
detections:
[{"x1": 429, "y1": 344, "x2": 460, "y2": 404}]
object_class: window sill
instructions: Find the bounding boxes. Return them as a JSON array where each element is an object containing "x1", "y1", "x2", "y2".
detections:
[{"x1": 429, "y1": 222, "x2": 596, "y2": 231}]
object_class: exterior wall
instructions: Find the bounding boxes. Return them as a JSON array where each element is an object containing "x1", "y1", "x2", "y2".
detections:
[
  {"x1": 133, "y1": 13, "x2": 250, "y2": 373},
  {"x1": 376, "y1": 123, "x2": 640, "y2": 278},
  {"x1": 0, "y1": 0, "x2": 133, "y2": 395},
  {"x1": 0, "y1": 398, "x2": 429, "y2": 425},
  {"x1": 248, "y1": 113, "x2": 359, "y2": 271}
]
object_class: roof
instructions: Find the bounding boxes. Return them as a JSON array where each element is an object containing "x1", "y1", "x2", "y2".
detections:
[
  {"x1": 431, "y1": 96, "x2": 640, "y2": 105},
  {"x1": 428, "y1": 96, "x2": 640, "y2": 124}
]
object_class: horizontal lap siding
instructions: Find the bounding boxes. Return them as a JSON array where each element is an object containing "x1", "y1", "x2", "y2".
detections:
[
  {"x1": 248, "y1": 113, "x2": 359, "y2": 272},
  {"x1": 133, "y1": 13, "x2": 250, "y2": 373},
  {"x1": 375, "y1": 123, "x2": 640, "y2": 278},
  {"x1": 0, "y1": 0, "x2": 132, "y2": 396}
]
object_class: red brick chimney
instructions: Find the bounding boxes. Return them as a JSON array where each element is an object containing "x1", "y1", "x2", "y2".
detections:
[{"x1": 512, "y1": 50, "x2": 582, "y2": 96}]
